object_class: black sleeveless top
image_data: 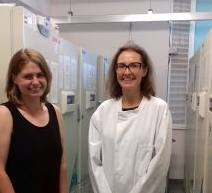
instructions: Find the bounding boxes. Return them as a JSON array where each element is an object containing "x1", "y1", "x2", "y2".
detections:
[{"x1": 3, "y1": 101, "x2": 63, "y2": 193}]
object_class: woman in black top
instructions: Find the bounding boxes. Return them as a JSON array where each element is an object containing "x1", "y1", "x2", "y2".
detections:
[{"x1": 0, "y1": 48, "x2": 67, "y2": 193}]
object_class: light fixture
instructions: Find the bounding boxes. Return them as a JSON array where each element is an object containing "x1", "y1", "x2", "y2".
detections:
[
  {"x1": 148, "y1": 0, "x2": 153, "y2": 14},
  {"x1": 148, "y1": 8, "x2": 153, "y2": 14},
  {"x1": 127, "y1": 22, "x2": 134, "y2": 44},
  {"x1": 67, "y1": 0, "x2": 74, "y2": 21},
  {"x1": 54, "y1": 13, "x2": 212, "y2": 25}
]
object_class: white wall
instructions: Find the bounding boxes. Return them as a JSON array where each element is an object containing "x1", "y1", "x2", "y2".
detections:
[
  {"x1": 20, "y1": 0, "x2": 50, "y2": 14},
  {"x1": 169, "y1": 129, "x2": 186, "y2": 179},
  {"x1": 49, "y1": 0, "x2": 171, "y2": 16},
  {"x1": 0, "y1": 0, "x2": 50, "y2": 15}
]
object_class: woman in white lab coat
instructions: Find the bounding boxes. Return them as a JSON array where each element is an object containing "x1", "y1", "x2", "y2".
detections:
[{"x1": 88, "y1": 43, "x2": 172, "y2": 193}]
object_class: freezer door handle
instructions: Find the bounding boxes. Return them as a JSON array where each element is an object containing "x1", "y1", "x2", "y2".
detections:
[{"x1": 77, "y1": 104, "x2": 80, "y2": 122}]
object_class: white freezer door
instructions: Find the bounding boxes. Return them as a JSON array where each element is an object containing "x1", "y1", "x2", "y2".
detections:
[
  {"x1": 58, "y1": 37, "x2": 79, "y2": 192},
  {"x1": 78, "y1": 48, "x2": 97, "y2": 183},
  {"x1": 0, "y1": 6, "x2": 13, "y2": 103}
]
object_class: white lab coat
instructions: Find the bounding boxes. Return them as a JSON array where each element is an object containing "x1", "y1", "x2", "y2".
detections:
[{"x1": 88, "y1": 96, "x2": 172, "y2": 193}]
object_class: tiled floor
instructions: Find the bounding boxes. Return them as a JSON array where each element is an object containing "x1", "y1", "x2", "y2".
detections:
[
  {"x1": 167, "y1": 179, "x2": 185, "y2": 193},
  {"x1": 85, "y1": 178, "x2": 186, "y2": 193}
]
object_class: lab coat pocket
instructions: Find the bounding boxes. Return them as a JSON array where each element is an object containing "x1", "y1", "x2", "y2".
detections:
[{"x1": 136, "y1": 145, "x2": 154, "y2": 176}]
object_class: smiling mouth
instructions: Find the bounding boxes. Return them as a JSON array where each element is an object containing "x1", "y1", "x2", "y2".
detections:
[
  {"x1": 122, "y1": 77, "x2": 135, "y2": 81},
  {"x1": 29, "y1": 87, "x2": 43, "y2": 92}
]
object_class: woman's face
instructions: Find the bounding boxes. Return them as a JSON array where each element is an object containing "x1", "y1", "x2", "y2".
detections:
[
  {"x1": 13, "y1": 61, "x2": 47, "y2": 101},
  {"x1": 116, "y1": 50, "x2": 148, "y2": 93}
]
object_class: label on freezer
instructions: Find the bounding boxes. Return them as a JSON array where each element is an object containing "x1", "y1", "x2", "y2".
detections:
[{"x1": 24, "y1": 12, "x2": 33, "y2": 27}]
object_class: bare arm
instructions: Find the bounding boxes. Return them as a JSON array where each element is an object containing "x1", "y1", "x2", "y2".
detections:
[
  {"x1": 0, "y1": 105, "x2": 15, "y2": 193},
  {"x1": 53, "y1": 104, "x2": 67, "y2": 193}
]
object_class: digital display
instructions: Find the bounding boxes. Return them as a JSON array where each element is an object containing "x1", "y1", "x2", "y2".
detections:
[
  {"x1": 67, "y1": 95, "x2": 74, "y2": 104},
  {"x1": 90, "y1": 94, "x2": 95, "y2": 102}
]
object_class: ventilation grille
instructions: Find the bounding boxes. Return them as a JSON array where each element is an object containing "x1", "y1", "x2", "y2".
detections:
[{"x1": 168, "y1": 0, "x2": 191, "y2": 127}]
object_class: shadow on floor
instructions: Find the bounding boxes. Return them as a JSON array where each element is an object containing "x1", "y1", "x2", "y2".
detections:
[{"x1": 167, "y1": 179, "x2": 185, "y2": 193}]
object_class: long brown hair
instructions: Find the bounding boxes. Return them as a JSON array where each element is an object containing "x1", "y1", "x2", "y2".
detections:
[
  {"x1": 106, "y1": 43, "x2": 155, "y2": 99},
  {"x1": 5, "y1": 48, "x2": 52, "y2": 105}
]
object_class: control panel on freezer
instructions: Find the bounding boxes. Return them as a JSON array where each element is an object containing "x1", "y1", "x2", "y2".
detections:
[
  {"x1": 60, "y1": 91, "x2": 76, "y2": 114},
  {"x1": 86, "y1": 91, "x2": 96, "y2": 109}
]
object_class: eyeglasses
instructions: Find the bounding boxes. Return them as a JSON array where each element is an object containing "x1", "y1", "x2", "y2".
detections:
[{"x1": 116, "y1": 62, "x2": 143, "y2": 73}]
